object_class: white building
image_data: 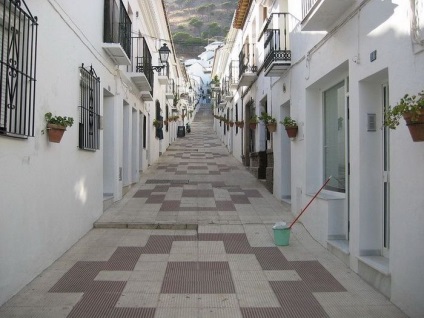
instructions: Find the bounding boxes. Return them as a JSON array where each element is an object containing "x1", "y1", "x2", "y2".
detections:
[
  {"x1": 0, "y1": 0, "x2": 187, "y2": 306},
  {"x1": 212, "y1": 0, "x2": 424, "y2": 317}
]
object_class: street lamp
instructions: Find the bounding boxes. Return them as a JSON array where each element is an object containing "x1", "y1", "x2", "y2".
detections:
[{"x1": 150, "y1": 43, "x2": 171, "y2": 72}]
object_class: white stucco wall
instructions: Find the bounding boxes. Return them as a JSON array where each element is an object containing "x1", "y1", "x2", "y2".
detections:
[{"x1": 0, "y1": 0, "x2": 184, "y2": 307}]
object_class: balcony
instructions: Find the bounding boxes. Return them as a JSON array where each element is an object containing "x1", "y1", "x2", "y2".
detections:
[
  {"x1": 127, "y1": 37, "x2": 153, "y2": 101},
  {"x1": 301, "y1": 0, "x2": 355, "y2": 31},
  {"x1": 229, "y1": 60, "x2": 239, "y2": 89},
  {"x1": 260, "y1": 13, "x2": 291, "y2": 77},
  {"x1": 222, "y1": 78, "x2": 233, "y2": 101},
  {"x1": 239, "y1": 43, "x2": 257, "y2": 87},
  {"x1": 103, "y1": 0, "x2": 131, "y2": 65},
  {"x1": 157, "y1": 63, "x2": 170, "y2": 85},
  {"x1": 166, "y1": 79, "x2": 175, "y2": 100}
]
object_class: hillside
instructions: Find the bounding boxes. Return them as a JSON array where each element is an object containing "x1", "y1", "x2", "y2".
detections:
[{"x1": 164, "y1": 0, "x2": 237, "y2": 60}]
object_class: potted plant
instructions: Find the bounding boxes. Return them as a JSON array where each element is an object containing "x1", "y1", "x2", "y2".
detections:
[
  {"x1": 45, "y1": 112, "x2": 74, "y2": 143},
  {"x1": 259, "y1": 111, "x2": 277, "y2": 132},
  {"x1": 153, "y1": 119, "x2": 163, "y2": 129},
  {"x1": 384, "y1": 90, "x2": 424, "y2": 141},
  {"x1": 236, "y1": 120, "x2": 244, "y2": 128},
  {"x1": 229, "y1": 120, "x2": 234, "y2": 127},
  {"x1": 249, "y1": 115, "x2": 259, "y2": 129},
  {"x1": 211, "y1": 75, "x2": 220, "y2": 91},
  {"x1": 281, "y1": 116, "x2": 298, "y2": 138}
]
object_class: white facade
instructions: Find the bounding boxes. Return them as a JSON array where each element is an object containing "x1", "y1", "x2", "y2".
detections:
[
  {"x1": 0, "y1": 0, "x2": 186, "y2": 306},
  {"x1": 213, "y1": 0, "x2": 424, "y2": 317}
]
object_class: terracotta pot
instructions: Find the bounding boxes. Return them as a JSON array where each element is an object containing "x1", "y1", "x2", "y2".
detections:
[
  {"x1": 285, "y1": 126, "x2": 298, "y2": 138},
  {"x1": 267, "y1": 123, "x2": 277, "y2": 133},
  {"x1": 229, "y1": 122, "x2": 234, "y2": 127},
  {"x1": 403, "y1": 113, "x2": 424, "y2": 142},
  {"x1": 47, "y1": 124, "x2": 66, "y2": 143},
  {"x1": 249, "y1": 123, "x2": 257, "y2": 130}
]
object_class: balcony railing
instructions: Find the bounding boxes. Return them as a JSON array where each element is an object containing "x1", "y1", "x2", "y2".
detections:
[
  {"x1": 301, "y1": 0, "x2": 355, "y2": 31},
  {"x1": 238, "y1": 44, "x2": 257, "y2": 86},
  {"x1": 127, "y1": 37, "x2": 154, "y2": 97},
  {"x1": 228, "y1": 60, "x2": 239, "y2": 88},
  {"x1": 166, "y1": 79, "x2": 174, "y2": 99},
  {"x1": 260, "y1": 13, "x2": 291, "y2": 77},
  {"x1": 302, "y1": 0, "x2": 319, "y2": 20},
  {"x1": 103, "y1": 0, "x2": 131, "y2": 64},
  {"x1": 239, "y1": 43, "x2": 257, "y2": 78}
]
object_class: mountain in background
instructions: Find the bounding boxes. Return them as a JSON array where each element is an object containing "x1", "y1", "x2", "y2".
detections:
[{"x1": 164, "y1": 0, "x2": 237, "y2": 60}]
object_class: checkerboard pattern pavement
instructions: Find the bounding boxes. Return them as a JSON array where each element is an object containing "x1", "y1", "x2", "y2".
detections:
[{"x1": 0, "y1": 104, "x2": 407, "y2": 318}]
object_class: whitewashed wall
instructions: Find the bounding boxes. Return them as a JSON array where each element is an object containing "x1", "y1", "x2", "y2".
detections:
[
  {"x1": 0, "y1": 0, "x2": 181, "y2": 306},
  {"x1": 287, "y1": 1, "x2": 424, "y2": 317}
]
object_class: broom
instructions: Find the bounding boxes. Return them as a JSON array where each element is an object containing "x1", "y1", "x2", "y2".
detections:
[{"x1": 288, "y1": 176, "x2": 332, "y2": 229}]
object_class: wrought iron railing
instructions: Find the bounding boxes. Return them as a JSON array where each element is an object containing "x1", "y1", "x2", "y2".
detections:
[
  {"x1": 302, "y1": 0, "x2": 320, "y2": 19},
  {"x1": 222, "y1": 77, "x2": 231, "y2": 97},
  {"x1": 261, "y1": 13, "x2": 291, "y2": 71},
  {"x1": 129, "y1": 36, "x2": 154, "y2": 94},
  {"x1": 103, "y1": 0, "x2": 131, "y2": 59},
  {"x1": 79, "y1": 64, "x2": 100, "y2": 151},
  {"x1": 0, "y1": 0, "x2": 38, "y2": 137},
  {"x1": 166, "y1": 78, "x2": 174, "y2": 96},
  {"x1": 228, "y1": 60, "x2": 239, "y2": 86},
  {"x1": 239, "y1": 43, "x2": 257, "y2": 79}
]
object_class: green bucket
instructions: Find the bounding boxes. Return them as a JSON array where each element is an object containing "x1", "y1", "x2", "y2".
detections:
[{"x1": 273, "y1": 228, "x2": 291, "y2": 246}]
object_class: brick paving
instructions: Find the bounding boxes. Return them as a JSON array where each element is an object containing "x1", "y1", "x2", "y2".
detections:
[{"x1": 0, "y1": 104, "x2": 407, "y2": 317}]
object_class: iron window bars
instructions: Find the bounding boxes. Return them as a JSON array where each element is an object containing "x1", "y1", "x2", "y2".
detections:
[
  {"x1": 0, "y1": 0, "x2": 38, "y2": 137},
  {"x1": 79, "y1": 64, "x2": 100, "y2": 151}
]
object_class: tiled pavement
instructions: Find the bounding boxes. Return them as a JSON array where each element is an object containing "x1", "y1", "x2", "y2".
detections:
[{"x1": 0, "y1": 104, "x2": 407, "y2": 318}]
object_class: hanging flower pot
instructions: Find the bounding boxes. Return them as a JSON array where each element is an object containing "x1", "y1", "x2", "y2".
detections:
[
  {"x1": 267, "y1": 122, "x2": 277, "y2": 133},
  {"x1": 229, "y1": 121, "x2": 234, "y2": 127},
  {"x1": 249, "y1": 122, "x2": 257, "y2": 130},
  {"x1": 47, "y1": 124, "x2": 66, "y2": 143},
  {"x1": 384, "y1": 91, "x2": 424, "y2": 142},
  {"x1": 403, "y1": 112, "x2": 424, "y2": 142},
  {"x1": 285, "y1": 126, "x2": 298, "y2": 138},
  {"x1": 45, "y1": 112, "x2": 74, "y2": 143}
]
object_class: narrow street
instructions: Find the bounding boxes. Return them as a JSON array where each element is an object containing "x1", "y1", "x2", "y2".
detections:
[{"x1": 0, "y1": 104, "x2": 406, "y2": 318}]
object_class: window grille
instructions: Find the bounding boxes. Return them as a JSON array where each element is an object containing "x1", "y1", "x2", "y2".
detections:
[
  {"x1": 0, "y1": 0, "x2": 38, "y2": 137},
  {"x1": 79, "y1": 64, "x2": 100, "y2": 150}
]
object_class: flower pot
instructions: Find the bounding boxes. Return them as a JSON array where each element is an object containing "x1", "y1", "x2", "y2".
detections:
[
  {"x1": 47, "y1": 124, "x2": 66, "y2": 143},
  {"x1": 267, "y1": 123, "x2": 277, "y2": 133},
  {"x1": 249, "y1": 123, "x2": 257, "y2": 130},
  {"x1": 403, "y1": 113, "x2": 424, "y2": 142},
  {"x1": 229, "y1": 122, "x2": 234, "y2": 127},
  {"x1": 285, "y1": 126, "x2": 298, "y2": 138}
]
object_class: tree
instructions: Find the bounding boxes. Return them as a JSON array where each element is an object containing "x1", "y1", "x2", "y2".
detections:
[{"x1": 189, "y1": 18, "x2": 203, "y2": 37}]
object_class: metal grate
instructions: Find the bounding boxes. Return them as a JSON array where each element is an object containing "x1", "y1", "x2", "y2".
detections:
[
  {"x1": 0, "y1": 0, "x2": 38, "y2": 137},
  {"x1": 79, "y1": 64, "x2": 100, "y2": 150}
]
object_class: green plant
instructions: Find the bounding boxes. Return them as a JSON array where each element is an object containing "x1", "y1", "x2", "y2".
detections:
[
  {"x1": 280, "y1": 116, "x2": 297, "y2": 128},
  {"x1": 249, "y1": 114, "x2": 259, "y2": 124},
  {"x1": 153, "y1": 119, "x2": 163, "y2": 128},
  {"x1": 45, "y1": 112, "x2": 74, "y2": 128},
  {"x1": 259, "y1": 111, "x2": 276, "y2": 124},
  {"x1": 212, "y1": 75, "x2": 220, "y2": 85},
  {"x1": 384, "y1": 91, "x2": 424, "y2": 129}
]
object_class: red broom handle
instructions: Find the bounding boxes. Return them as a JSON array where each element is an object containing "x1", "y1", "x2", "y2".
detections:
[{"x1": 288, "y1": 176, "x2": 332, "y2": 229}]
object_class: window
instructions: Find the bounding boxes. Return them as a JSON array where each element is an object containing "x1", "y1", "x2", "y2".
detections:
[
  {"x1": 79, "y1": 64, "x2": 100, "y2": 150},
  {"x1": 323, "y1": 81, "x2": 346, "y2": 192},
  {"x1": 0, "y1": 0, "x2": 37, "y2": 137}
]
